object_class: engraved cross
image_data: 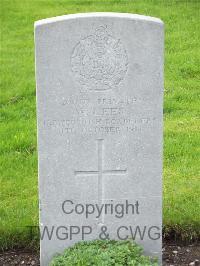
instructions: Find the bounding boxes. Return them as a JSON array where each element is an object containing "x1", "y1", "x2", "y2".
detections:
[{"x1": 74, "y1": 139, "x2": 127, "y2": 215}]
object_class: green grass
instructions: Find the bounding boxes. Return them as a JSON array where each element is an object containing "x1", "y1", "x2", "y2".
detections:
[{"x1": 0, "y1": 0, "x2": 200, "y2": 250}]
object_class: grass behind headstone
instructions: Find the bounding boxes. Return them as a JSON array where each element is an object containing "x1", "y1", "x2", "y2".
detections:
[{"x1": 0, "y1": 0, "x2": 199, "y2": 250}]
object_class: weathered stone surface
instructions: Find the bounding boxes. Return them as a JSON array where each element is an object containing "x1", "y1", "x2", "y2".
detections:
[{"x1": 35, "y1": 13, "x2": 164, "y2": 265}]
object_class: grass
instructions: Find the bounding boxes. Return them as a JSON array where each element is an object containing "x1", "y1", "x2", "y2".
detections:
[{"x1": 0, "y1": 0, "x2": 200, "y2": 250}]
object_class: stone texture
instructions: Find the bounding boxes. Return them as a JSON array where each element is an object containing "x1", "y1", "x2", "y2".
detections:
[{"x1": 35, "y1": 12, "x2": 164, "y2": 265}]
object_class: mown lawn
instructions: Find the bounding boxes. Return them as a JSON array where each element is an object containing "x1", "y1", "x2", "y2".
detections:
[{"x1": 0, "y1": 0, "x2": 200, "y2": 250}]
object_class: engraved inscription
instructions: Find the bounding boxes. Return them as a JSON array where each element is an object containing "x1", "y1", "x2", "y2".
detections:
[
  {"x1": 42, "y1": 96, "x2": 157, "y2": 135},
  {"x1": 71, "y1": 26, "x2": 128, "y2": 91},
  {"x1": 74, "y1": 139, "x2": 127, "y2": 223},
  {"x1": 43, "y1": 116, "x2": 156, "y2": 135}
]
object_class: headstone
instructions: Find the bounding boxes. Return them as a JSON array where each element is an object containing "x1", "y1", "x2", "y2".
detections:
[{"x1": 35, "y1": 13, "x2": 164, "y2": 265}]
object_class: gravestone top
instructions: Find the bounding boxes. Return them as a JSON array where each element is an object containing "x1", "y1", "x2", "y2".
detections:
[
  {"x1": 35, "y1": 12, "x2": 163, "y2": 27},
  {"x1": 35, "y1": 12, "x2": 163, "y2": 266}
]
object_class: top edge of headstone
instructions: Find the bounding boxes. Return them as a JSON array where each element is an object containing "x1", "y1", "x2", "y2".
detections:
[{"x1": 34, "y1": 12, "x2": 163, "y2": 28}]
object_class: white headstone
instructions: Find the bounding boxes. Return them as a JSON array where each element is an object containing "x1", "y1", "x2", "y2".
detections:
[{"x1": 35, "y1": 13, "x2": 164, "y2": 265}]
